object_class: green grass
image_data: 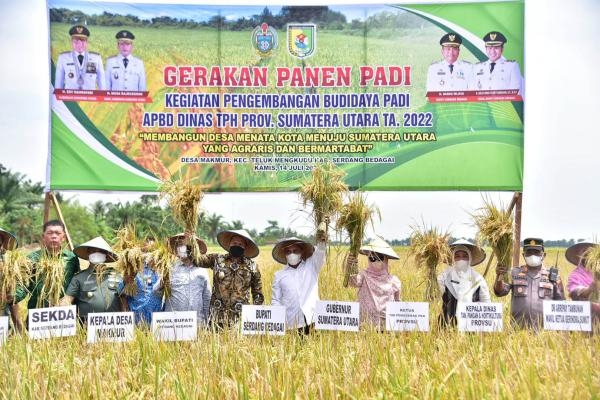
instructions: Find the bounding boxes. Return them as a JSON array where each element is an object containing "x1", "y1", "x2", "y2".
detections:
[{"x1": 1, "y1": 245, "x2": 598, "y2": 399}]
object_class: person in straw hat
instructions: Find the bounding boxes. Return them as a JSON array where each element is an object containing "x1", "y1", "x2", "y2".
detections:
[
  {"x1": 494, "y1": 238, "x2": 565, "y2": 329},
  {"x1": 565, "y1": 241, "x2": 600, "y2": 323},
  {"x1": 161, "y1": 233, "x2": 211, "y2": 326},
  {"x1": 11, "y1": 220, "x2": 80, "y2": 332},
  {"x1": 437, "y1": 239, "x2": 490, "y2": 327},
  {"x1": 271, "y1": 230, "x2": 327, "y2": 334},
  {"x1": 348, "y1": 237, "x2": 401, "y2": 331},
  {"x1": 196, "y1": 229, "x2": 264, "y2": 328},
  {"x1": 0, "y1": 228, "x2": 17, "y2": 254},
  {"x1": 61, "y1": 236, "x2": 122, "y2": 324}
]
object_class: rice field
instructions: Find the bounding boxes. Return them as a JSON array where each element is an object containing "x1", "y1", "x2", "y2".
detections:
[{"x1": 1, "y1": 245, "x2": 598, "y2": 399}]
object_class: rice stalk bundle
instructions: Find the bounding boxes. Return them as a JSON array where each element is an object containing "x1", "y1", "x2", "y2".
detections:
[
  {"x1": 160, "y1": 177, "x2": 204, "y2": 235},
  {"x1": 113, "y1": 224, "x2": 139, "y2": 252},
  {"x1": 337, "y1": 191, "x2": 380, "y2": 287},
  {"x1": 0, "y1": 249, "x2": 32, "y2": 303},
  {"x1": 409, "y1": 225, "x2": 451, "y2": 302},
  {"x1": 472, "y1": 198, "x2": 513, "y2": 281},
  {"x1": 149, "y1": 241, "x2": 175, "y2": 298},
  {"x1": 36, "y1": 252, "x2": 66, "y2": 307},
  {"x1": 583, "y1": 245, "x2": 600, "y2": 302},
  {"x1": 299, "y1": 161, "x2": 348, "y2": 235},
  {"x1": 114, "y1": 225, "x2": 144, "y2": 296}
]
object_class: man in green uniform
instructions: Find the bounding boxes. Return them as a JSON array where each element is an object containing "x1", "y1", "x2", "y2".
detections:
[
  {"x1": 197, "y1": 229, "x2": 264, "y2": 328},
  {"x1": 61, "y1": 237, "x2": 122, "y2": 324},
  {"x1": 11, "y1": 220, "x2": 80, "y2": 332}
]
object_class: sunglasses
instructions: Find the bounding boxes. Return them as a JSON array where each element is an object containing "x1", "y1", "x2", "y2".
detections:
[{"x1": 368, "y1": 253, "x2": 383, "y2": 262}]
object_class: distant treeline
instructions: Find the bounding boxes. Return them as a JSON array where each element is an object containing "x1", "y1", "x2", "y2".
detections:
[{"x1": 49, "y1": 6, "x2": 424, "y2": 32}]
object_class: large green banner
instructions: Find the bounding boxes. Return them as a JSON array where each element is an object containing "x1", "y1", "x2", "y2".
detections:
[{"x1": 48, "y1": 1, "x2": 524, "y2": 191}]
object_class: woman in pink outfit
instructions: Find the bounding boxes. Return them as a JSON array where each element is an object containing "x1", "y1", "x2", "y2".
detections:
[
  {"x1": 566, "y1": 241, "x2": 600, "y2": 327},
  {"x1": 349, "y1": 237, "x2": 401, "y2": 330}
]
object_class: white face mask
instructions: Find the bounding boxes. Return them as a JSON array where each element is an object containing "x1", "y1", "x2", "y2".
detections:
[
  {"x1": 88, "y1": 252, "x2": 106, "y2": 264},
  {"x1": 177, "y1": 245, "x2": 188, "y2": 258},
  {"x1": 525, "y1": 255, "x2": 542, "y2": 267},
  {"x1": 286, "y1": 253, "x2": 302, "y2": 266},
  {"x1": 454, "y1": 260, "x2": 470, "y2": 272}
]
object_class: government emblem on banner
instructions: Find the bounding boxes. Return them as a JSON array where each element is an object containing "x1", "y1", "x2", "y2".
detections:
[
  {"x1": 252, "y1": 23, "x2": 278, "y2": 58},
  {"x1": 287, "y1": 24, "x2": 316, "y2": 59}
]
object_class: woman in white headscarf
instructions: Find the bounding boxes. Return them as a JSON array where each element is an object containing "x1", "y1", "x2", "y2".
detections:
[
  {"x1": 349, "y1": 237, "x2": 401, "y2": 330},
  {"x1": 437, "y1": 239, "x2": 490, "y2": 326}
]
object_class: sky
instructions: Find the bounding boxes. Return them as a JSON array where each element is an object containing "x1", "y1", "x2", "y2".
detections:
[{"x1": 1, "y1": 0, "x2": 599, "y2": 242}]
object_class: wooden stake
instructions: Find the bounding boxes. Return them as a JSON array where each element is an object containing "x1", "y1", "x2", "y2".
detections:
[
  {"x1": 50, "y1": 192, "x2": 74, "y2": 251},
  {"x1": 511, "y1": 192, "x2": 522, "y2": 267}
]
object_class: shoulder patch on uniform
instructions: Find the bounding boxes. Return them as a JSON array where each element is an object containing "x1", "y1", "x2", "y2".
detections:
[
  {"x1": 506, "y1": 60, "x2": 516, "y2": 62},
  {"x1": 60, "y1": 51, "x2": 71, "y2": 55},
  {"x1": 90, "y1": 52, "x2": 101, "y2": 56}
]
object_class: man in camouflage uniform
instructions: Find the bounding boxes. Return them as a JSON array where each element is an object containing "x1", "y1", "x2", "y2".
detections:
[
  {"x1": 494, "y1": 238, "x2": 565, "y2": 329},
  {"x1": 198, "y1": 230, "x2": 263, "y2": 328}
]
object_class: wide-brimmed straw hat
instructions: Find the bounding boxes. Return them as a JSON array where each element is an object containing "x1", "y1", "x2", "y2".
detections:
[
  {"x1": 449, "y1": 239, "x2": 486, "y2": 266},
  {"x1": 565, "y1": 240, "x2": 596, "y2": 266},
  {"x1": 272, "y1": 237, "x2": 314, "y2": 264},
  {"x1": 217, "y1": 229, "x2": 259, "y2": 258},
  {"x1": 359, "y1": 237, "x2": 399, "y2": 260},
  {"x1": 0, "y1": 228, "x2": 18, "y2": 251},
  {"x1": 168, "y1": 233, "x2": 208, "y2": 254},
  {"x1": 74, "y1": 236, "x2": 118, "y2": 262}
]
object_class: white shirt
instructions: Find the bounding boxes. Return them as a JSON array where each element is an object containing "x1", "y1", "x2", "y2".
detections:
[
  {"x1": 437, "y1": 266, "x2": 491, "y2": 303},
  {"x1": 271, "y1": 242, "x2": 326, "y2": 328},
  {"x1": 426, "y1": 59, "x2": 473, "y2": 92},
  {"x1": 163, "y1": 259, "x2": 211, "y2": 324},
  {"x1": 473, "y1": 56, "x2": 523, "y2": 95},
  {"x1": 105, "y1": 54, "x2": 147, "y2": 91}
]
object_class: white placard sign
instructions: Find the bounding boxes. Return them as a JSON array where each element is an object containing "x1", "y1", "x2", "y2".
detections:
[
  {"x1": 87, "y1": 312, "x2": 135, "y2": 343},
  {"x1": 0, "y1": 316, "x2": 8, "y2": 345},
  {"x1": 543, "y1": 301, "x2": 591, "y2": 331},
  {"x1": 315, "y1": 300, "x2": 360, "y2": 332},
  {"x1": 456, "y1": 302, "x2": 503, "y2": 332},
  {"x1": 28, "y1": 305, "x2": 77, "y2": 340},
  {"x1": 151, "y1": 311, "x2": 197, "y2": 341},
  {"x1": 386, "y1": 302, "x2": 429, "y2": 332},
  {"x1": 241, "y1": 305, "x2": 286, "y2": 335}
]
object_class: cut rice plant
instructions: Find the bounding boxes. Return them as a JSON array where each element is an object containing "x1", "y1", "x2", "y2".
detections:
[
  {"x1": 160, "y1": 176, "x2": 205, "y2": 235},
  {"x1": 36, "y1": 251, "x2": 66, "y2": 307},
  {"x1": 336, "y1": 191, "x2": 380, "y2": 287},
  {"x1": 114, "y1": 224, "x2": 144, "y2": 297},
  {"x1": 0, "y1": 249, "x2": 31, "y2": 303},
  {"x1": 149, "y1": 240, "x2": 175, "y2": 298},
  {"x1": 299, "y1": 161, "x2": 348, "y2": 235},
  {"x1": 583, "y1": 244, "x2": 600, "y2": 301},
  {"x1": 409, "y1": 224, "x2": 451, "y2": 302},
  {"x1": 472, "y1": 197, "x2": 513, "y2": 281}
]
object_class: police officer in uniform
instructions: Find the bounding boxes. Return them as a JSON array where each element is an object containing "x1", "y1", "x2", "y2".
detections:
[
  {"x1": 197, "y1": 230, "x2": 264, "y2": 328},
  {"x1": 494, "y1": 238, "x2": 565, "y2": 329},
  {"x1": 473, "y1": 31, "x2": 523, "y2": 95},
  {"x1": 61, "y1": 237, "x2": 122, "y2": 324},
  {"x1": 54, "y1": 25, "x2": 106, "y2": 90},
  {"x1": 426, "y1": 33, "x2": 472, "y2": 92},
  {"x1": 105, "y1": 30, "x2": 147, "y2": 91}
]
